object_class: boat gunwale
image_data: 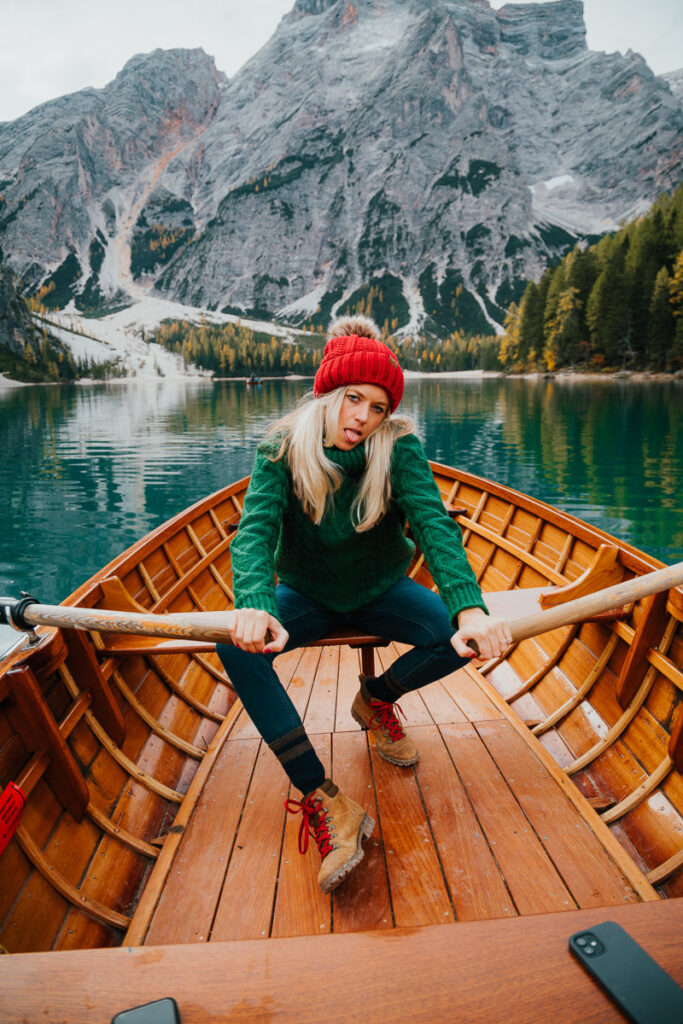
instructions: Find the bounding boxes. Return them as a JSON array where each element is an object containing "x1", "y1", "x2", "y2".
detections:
[{"x1": 430, "y1": 462, "x2": 667, "y2": 576}]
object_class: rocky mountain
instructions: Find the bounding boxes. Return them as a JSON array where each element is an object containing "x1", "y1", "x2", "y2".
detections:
[
  {"x1": 0, "y1": 0, "x2": 681, "y2": 336},
  {"x1": 0, "y1": 255, "x2": 74, "y2": 381},
  {"x1": 0, "y1": 259, "x2": 43, "y2": 356}
]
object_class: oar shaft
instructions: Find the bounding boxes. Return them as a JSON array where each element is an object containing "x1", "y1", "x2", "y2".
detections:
[
  {"x1": 508, "y1": 561, "x2": 683, "y2": 643},
  {"x1": 5, "y1": 560, "x2": 683, "y2": 648},
  {"x1": 21, "y1": 604, "x2": 237, "y2": 644}
]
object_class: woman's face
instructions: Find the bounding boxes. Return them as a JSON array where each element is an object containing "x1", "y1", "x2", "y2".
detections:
[{"x1": 332, "y1": 384, "x2": 390, "y2": 449}]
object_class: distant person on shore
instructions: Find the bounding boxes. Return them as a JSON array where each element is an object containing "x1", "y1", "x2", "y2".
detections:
[{"x1": 216, "y1": 315, "x2": 511, "y2": 893}]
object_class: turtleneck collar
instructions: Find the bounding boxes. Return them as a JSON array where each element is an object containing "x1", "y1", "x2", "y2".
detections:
[{"x1": 324, "y1": 443, "x2": 367, "y2": 476}]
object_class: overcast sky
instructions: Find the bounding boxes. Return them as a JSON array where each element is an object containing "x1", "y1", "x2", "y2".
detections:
[{"x1": 1, "y1": 0, "x2": 681, "y2": 123}]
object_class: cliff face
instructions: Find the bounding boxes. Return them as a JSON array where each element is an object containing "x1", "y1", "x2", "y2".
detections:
[
  {"x1": 0, "y1": 49, "x2": 223, "y2": 304},
  {"x1": 0, "y1": 260, "x2": 41, "y2": 356},
  {"x1": 0, "y1": 0, "x2": 681, "y2": 334}
]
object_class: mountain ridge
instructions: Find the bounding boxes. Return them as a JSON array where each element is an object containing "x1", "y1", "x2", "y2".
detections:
[{"x1": 0, "y1": 0, "x2": 681, "y2": 337}]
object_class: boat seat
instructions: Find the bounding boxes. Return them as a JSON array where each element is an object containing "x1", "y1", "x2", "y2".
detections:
[
  {"x1": 98, "y1": 628, "x2": 390, "y2": 677},
  {"x1": 307, "y1": 630, "x2": 390, "y2": 677}
]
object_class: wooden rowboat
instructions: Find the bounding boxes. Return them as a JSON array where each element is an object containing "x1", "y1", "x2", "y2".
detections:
[{"x1": 1, "y1": 463, "x2": 682, "y2": 1021}]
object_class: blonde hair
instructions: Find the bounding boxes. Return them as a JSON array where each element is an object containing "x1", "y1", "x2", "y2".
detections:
[{"x1": 265, "y1": 387, "x2": 414, "y2": 532}]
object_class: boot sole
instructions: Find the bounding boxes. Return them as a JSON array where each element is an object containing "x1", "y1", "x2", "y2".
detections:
[
  {"x1": 351, "y1": 707, "x2": 419, "y2": 767},
  {"x1": 319, "y1": 814, "x2": 375, "y2": 894}
]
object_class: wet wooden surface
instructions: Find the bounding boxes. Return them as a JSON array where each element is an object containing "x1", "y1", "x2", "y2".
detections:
[{"x1": 2, "y1": 900, "x2": 682, "y2": 1024}]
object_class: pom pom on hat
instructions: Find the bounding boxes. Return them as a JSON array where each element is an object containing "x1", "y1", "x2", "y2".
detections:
[{"x1": 314, "y1": 331, "x2": 404, "y2": 412}]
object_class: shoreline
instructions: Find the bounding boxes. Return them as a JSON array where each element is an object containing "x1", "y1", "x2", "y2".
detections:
[{"x1": 2, "y1": 369, "x2": 682, "y2": 392}]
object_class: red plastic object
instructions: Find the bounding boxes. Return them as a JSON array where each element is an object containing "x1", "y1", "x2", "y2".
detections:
[{"x1": 0, "y1": 782, "x2": 26, "y2": 856}]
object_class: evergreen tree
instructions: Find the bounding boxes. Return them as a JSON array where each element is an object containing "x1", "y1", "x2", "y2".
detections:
[
  {"x1": 565, "y1": 245, "x2": 598, "y2": 354},
  {"x1": 669, "y1": 251, "x2": 683, "y2": 368},
  {"x1": 518, "y1": 280, "x2": 545, "y2": 368},
  {"x1": 499, "y1": 302, "x2": 521, "y2": 368},
  {"x1": 648, "y1": 267, "x2": 674, "y2": 369},
  {"x1": 542, "y1": 264, "x2": 568, "y2": 361},
  {"x1": 625, "y1": 216, "x2": 664, "y2": 362},
  {"x1": 544, "y1": 287, "x2": 582, "y2": 370},
  {"x1": 586, "y1": 263, "x2": 629, "y2": 366}
]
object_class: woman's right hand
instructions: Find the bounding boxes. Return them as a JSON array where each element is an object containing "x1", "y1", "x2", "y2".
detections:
[{"x1": 232, "y1": 608, "x2": 289, "y2": 654}]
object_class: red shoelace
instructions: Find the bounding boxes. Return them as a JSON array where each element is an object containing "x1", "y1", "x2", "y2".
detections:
[
  {"x1": 368, "y1": 699, "x2": 406, "y2": 741},
  {"x1": 285, "y1": 794, "x2": 335, "y2": 858}
]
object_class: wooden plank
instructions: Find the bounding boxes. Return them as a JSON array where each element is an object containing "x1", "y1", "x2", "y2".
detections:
[
  {"x1": 440, "y1": 666, "x2": 505, "y2": 722},
  {"x1": 334, "y1": 645, "x2": 361, "y2": 732},
  {"x1": 468, "y1": 665, "x2": 660, "y2": 903},
  {"x1": 380, "y1": 641, "x2": 468, "y2": 725},
  {"x1": 85, "y1": 800, "x2": 159, "y2": 860},
  {"x1": 6, "y1": 665, "x2": 89, "y2": 821},
  {"x1": 331, "y1": 730, "x2": 392, "y2": 933},
  {"x1": 141, "y1": 655, "x2": 223, "y2": 723},
  {"x1": 440, "y1": 723, "x2": 575, "y2": 915},
  {"x1": 417, "y1": 680, "x2": 468, "y2": 725},
  {"x1": 14, "y1": 827, "x2": 128, "y2": 930},
  {"x1": 124, "y1": 700, "x2": 245, "y2": 946},
  {"x1": 0, "y1": 870, "x2": 70, "y2": 954},
  {"x1": 369, "y1": 742, "x2": 454, "y2": 927},
  {"x1": 144, "y1": 738, "x2": 259, "y2": 945},
  {"x1": 112, "y1": 671, "x2": 205, "y2": 758},
  {"x1": 476, "y1": 719, "x2": 641, "y2": 908},
  {"x1": 304, "y1": 645, "x2": 339, "y2": 734},
  {"x1": 63, "y1": 629, "x2": 125, "y2": 744},
  {"x1": 415, "y1": 726, "x2": 516, "y2": 921},
  {"x1": 210, "y1": 742, "x2": 289, "y2": 942},
  {"x1": 616, "y1": 592, "x2": 669, "y2": 707},
  {"x1": 284, "y1": 646, "x2": 323, "y2": 723},
  {"x1": 270, "y1": 734, "x2": 332, "y2": 938},
  {"x1": 6, "y1": 900, "x2": 682, "y2": 1024},
  {"x1": 374, "y1": 645, "x2": 433, "y2": 727}
]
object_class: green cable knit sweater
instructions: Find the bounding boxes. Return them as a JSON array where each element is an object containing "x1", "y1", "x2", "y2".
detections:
[{"x1": 230, "y1": 432, "x2": 486, "y2": 627}]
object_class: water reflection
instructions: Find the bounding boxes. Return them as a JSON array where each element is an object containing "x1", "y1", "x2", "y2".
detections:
[{"x1": 1, "y1": 377, "x2": 681, "y2": 606}]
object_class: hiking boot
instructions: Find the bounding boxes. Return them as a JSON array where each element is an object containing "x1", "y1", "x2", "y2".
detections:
[
  {"x1": 285, "y1": 780, "x2": 375, "y2": 893},
  {"x1": 351, "y1": 683, "x2": 419, "y2": 766}
]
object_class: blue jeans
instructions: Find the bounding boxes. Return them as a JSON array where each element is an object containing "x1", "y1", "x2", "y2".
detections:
[{"x1": 216, "y1": 577, "x2": 466, "y2": 757}]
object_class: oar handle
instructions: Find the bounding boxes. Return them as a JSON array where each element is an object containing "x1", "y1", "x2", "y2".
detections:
[
  {"x1": 2, "y1": 599, "x2": 237, "y2": 644},
  {"x1": 506, "y1": 560, "x2": 683, "y2": 643}
]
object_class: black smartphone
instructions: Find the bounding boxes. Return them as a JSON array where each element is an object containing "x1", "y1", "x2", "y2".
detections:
[
  {"x1": 569, "y1": 921, "x2": 683, "y2": 1024},
  {"x1": 111, "y1": 997, "x2": 180, "y2": 1024}
]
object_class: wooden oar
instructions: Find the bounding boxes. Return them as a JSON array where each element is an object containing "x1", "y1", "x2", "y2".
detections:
[
  {"x1": 2, "y1": 560, "x2": 682, "y2": 646},
  {"x1": 1, "y1": 599, "x2": 237, "y2": 644},
  {"x1": 506, "y1": 560, "x2": 683, "y2": 644}
]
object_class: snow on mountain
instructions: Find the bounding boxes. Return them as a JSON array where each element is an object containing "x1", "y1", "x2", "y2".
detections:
[{"x1": 41, "y1": 293, "x2": 307, "y2": 377}]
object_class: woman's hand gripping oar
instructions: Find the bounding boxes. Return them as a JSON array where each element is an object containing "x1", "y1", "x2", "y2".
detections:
[{"x1": 451, "y1": 559, "x2": 683, "y2": 657}]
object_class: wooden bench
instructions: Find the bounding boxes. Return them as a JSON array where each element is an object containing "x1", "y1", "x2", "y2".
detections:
[{"x1": 2, "y1": 899, "x2": 682, "y2": 1024}]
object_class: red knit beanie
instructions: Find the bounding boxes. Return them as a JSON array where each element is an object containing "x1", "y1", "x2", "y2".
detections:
[{"x1": 314, "y1": 335, "x2": 404, "y2": 412}]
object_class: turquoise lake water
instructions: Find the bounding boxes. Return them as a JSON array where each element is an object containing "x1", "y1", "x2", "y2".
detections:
[{"x1": 1, "y1": 376, "x2": 681, "y2": 622}]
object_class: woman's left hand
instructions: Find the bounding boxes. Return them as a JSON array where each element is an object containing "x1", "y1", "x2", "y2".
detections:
[{"x1": 451, "y1": 607, "x2": 512, "y2": 661}]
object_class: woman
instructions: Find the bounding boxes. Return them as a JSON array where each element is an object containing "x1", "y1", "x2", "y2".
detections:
[{"x1": 216, "y1": 315, "x2": 511, "y2": 894}]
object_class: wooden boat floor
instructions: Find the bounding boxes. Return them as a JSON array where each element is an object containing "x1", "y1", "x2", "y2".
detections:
[{"x1": 143, "y1": 643, "x2": 646, "y2": 945}]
